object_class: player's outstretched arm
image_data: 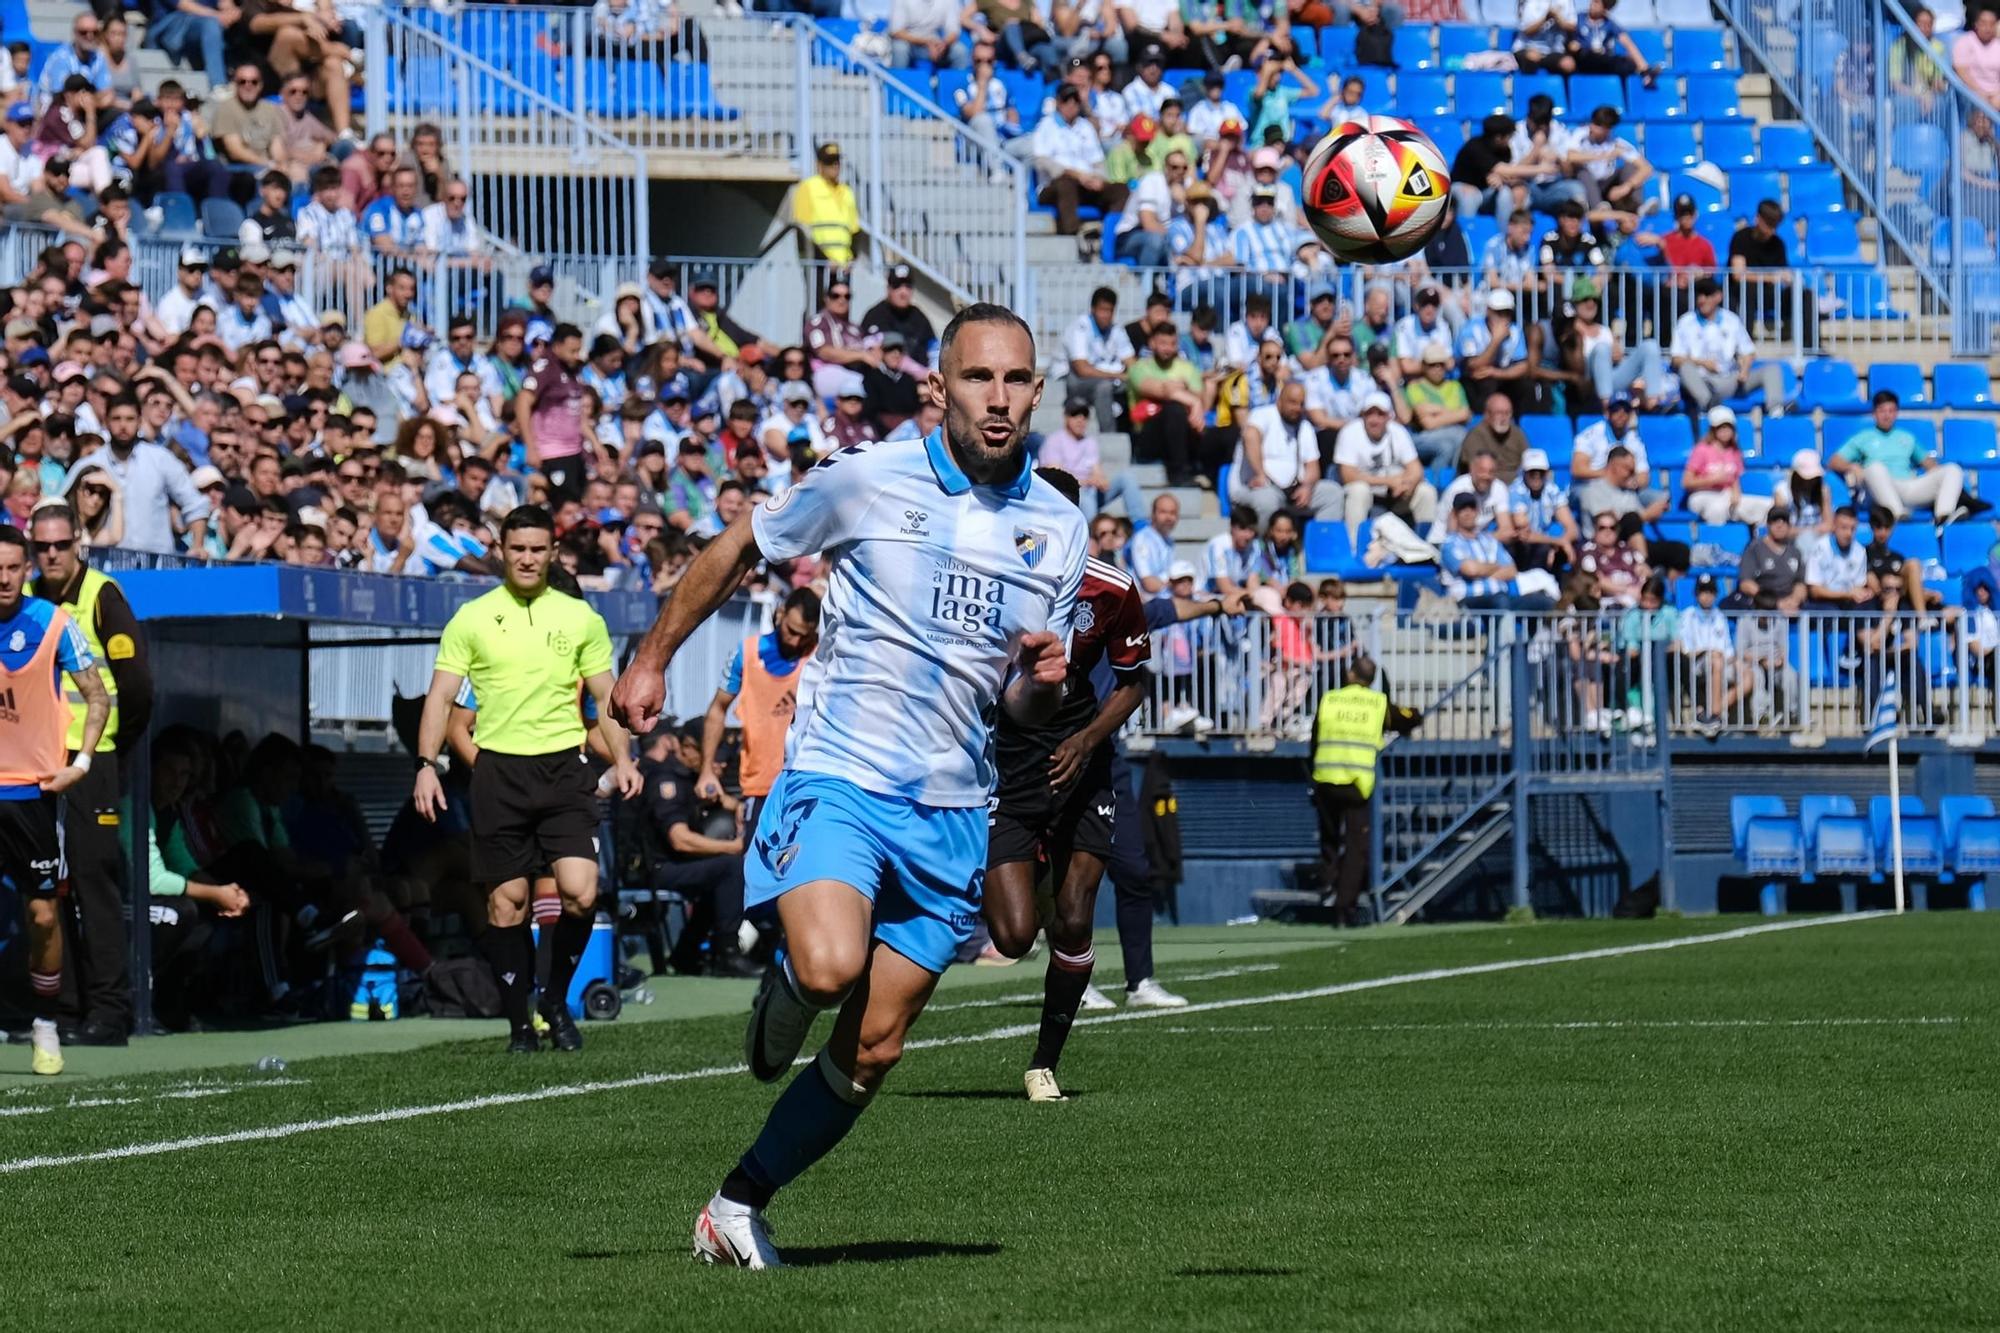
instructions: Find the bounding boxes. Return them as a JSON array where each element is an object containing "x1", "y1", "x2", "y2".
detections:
[
  {"x1": 612, "y1": 513, "x2": 765, "y2": 735},
  {"x1": 583, "y1": 669, "x2": 644, "y2": 799}
]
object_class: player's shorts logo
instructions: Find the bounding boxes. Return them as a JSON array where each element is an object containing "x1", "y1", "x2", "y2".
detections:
[
  {"x1": 1014, "y1": 529, "x2": 1048, "y2": 569},
  {"x1": 1096, "y1": 803, "x2": 1114, "y2": 819}
]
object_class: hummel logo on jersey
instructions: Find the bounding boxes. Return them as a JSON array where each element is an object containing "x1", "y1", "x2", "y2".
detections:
[{"x1": 901, "y1": 508, "x2": 929, "y2": 536}]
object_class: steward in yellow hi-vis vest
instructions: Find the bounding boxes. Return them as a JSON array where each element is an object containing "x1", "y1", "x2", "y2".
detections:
[
  {"x1": 30, "y1": 504, "x2": 153, "y2": 1040},
  {"x1": 1311, "y1": 656, "x2": 1398, "y2": 926}
]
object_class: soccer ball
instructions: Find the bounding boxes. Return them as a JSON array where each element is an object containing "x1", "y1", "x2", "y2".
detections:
[{"x1": 1300, "y1": 116, "x2": 1452, "y2": 264}]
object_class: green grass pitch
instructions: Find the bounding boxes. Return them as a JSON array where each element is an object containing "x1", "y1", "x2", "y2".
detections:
[{"x1": 2, "y1": 913, "x2": 1996, "y2": 1331}]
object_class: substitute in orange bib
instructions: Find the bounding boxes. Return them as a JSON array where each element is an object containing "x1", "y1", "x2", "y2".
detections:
[
  {"x1": 697, "y1": 586, "x2": 822, "y2": 844},
  {"x1": 0, "y1": 526, "x2": 111, "y2": 1076},
  {"x1": 31, "y1": 501, "x2": 153, "y2": 1047}
]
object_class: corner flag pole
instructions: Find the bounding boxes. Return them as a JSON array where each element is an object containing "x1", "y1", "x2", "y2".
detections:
[{"x1": 1866, "y1": 670, "x2": 1904, "y2": 915}]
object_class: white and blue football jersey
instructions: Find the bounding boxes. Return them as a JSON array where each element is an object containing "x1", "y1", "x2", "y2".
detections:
[{"x1": 751, "y1": 431, "x2": 1087, "y2": 808}]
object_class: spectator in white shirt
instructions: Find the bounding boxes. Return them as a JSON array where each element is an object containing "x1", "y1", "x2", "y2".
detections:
[
  {"x1": 1032, "y1": 84, "x2": 1128, "y2": 236},
  {"x1": 1120, "y1": 45, "x2": 1174, "y2": 119},
  {"x1": 154, "y1": 246, "x2": 215, "y2": 337},
  {"x1": 1391, "y1": 285, "x2": 1455, "y2": 378},
  {"x1": 1675, "y1": 574, "x2": 1739, "y2": 732},
  {"x1": 1128, "y1": 491, "x2": 1179, "y2": 593},
  {"x1": 1332, "y1": 391, "x2": 1437, "y2": 543},
  {"x1": 1566, "y1": 105, "x2": 1652, "y2": 216},
  {"x1": 1429, "y1": 446, "x2": 1517, "y2": 542},
  {"x1": 1113, "y1": 147, "x2": 1187, "y2": 267},
  {"x1": 296, "y1": 164, "x2": 360, "y2": 255},
  {"x1": 1185, "y1": 71, "x2": 1246, "y2": 150},
  {"x1": 1670, "y1": 277, "x2": 1786, "y2": 416},
  {"x1": 1062, "y1": 285, "x2": 1136, "y2": 431},
  {"x1": 1230, "y1": 380, "x2": 1341, "y2": 526},
  {"x1": 420, "y1": 180, "x2": 491, "y2": 263},
  {"x1": 889, "y1": 0, "x2": 970, "y2": 68},
  {"x1": 1509, "y1": 93, "x2": 1586, "y2": 211}
]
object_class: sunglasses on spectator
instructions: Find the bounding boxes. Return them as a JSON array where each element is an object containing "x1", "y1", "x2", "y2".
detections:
[
  {"x1": 1595, "y1": 520, "x2": 1617, "y2": 531},
  {"x1": 236, "y1": 74, "x2": 262, "y2": 86},
  {"x1": 827, "y1": 290, "x2": 851, "y2": 300},
  {"x1": 75, "y1": 24, "x2": 99, "y2": 37},
  {"x1": 337, "y1": 469, "x2": 366, "y2": 482},
  {"x1": 31, "y1": 538, "x2": 75, "y2": 554},
  {"x1": 284, "y1": 83, "x2": 309, "y2": 95}
]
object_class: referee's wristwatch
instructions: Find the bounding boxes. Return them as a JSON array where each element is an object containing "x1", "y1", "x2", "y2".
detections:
[{"x1": 415, "y1": 756, "x2": 441, "y2": 775}]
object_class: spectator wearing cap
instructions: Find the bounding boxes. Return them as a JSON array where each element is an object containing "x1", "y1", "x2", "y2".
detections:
[
  {"x1": 684, "y1": 268, "x2": 774, "y2": 378},
  {"x1": 1724, "y1": 507, "x2": 1808, "y2": 613},
  {"x1": 1635, "y1": 192, "x2": 1717, "y2": 295},
  {"x1": 1232, "y1": 379, "x2": 1342, "y2": 526},
  {"x1": 889, "y1": 0, "x2": 970, "y2": 68},
  {"x1": 1186, "y1": 71, "x2": 1248, "y2": 150},
  {"x1": 1726, "y1": 199, "x2": 1815, "y2": 342},
  {"x1": 241, "y1": 171, "x2": 299, "y2": 249},
  {"x1": 1673, "y1": 573, "x2": 1736, "y2": 732},
  {"x1": 1391, "y1": 285, "x2": 1455, "y2": 379},
  {"x1": 1683, "y1": 406, "x2": 1773, "y2": 527},
  {"x1": 1455, "y1": 288, "x2": 1530, "y2": 412},
  {"x1": 385, "y1": 327, "x2": 437, "y2": 422},
  {"x1": 858, "y1": 333, "x2": 922, "y2": 436},
  {"x1": 664, "y1": 436, "x2": 719, "y2": 532},
  {"x1": 335, "y1": 344, "x2": 397, "y2": 444},
  {"x1": 1831, "y1": 388, "x2": 1976, "y2": 527},
  {"x1": 823, "y1": 372, "x2": 876, "y2": 450},
  {"x1": 794, "y1": 141, "x2": 861, "y2": 265},
  {"x1": 1332, "y1": 391, "x2": 1435, "y2": 543},
  {"x1": 0, "y1": 104, "x2": 38, "y2": 208},
  {"x1": 1126, "y1": 319, "x2": 1205, "y2": 486},
  {"x1": 1120, "y1": 45, "x2": 1174, "y2": 119},
  {"x1": 1506, "y1": 446, "x2": 1578, "y2": 573},
  {"x1": 1033, "y1": 84, "x2": 1128, "y2": 236},
  {"x1": 1061, "y1": 285, "x2": 1136, "y2": 432},
  {"x1": 803, "y1": 276, "x2": 876, "y2": 404},
  {"x1": 1440, "y1": 489, "x2": 1552, "y2": 610},
  {"x1": 1566, "y1": 105, "x2": 1651, "y2": 216},
  {"x1": 1040, "y1": 395, "x2": 1144, "y2": 519},
  {"x1": 859, "y1": 264, "x2": 937, "y2": 370},
  {"x1": 1234, "y1": 146, "x2": 1301, "y2": 229},
  {"x1": 362, "y1": 166, "x2": 426, "y2": 258},
  {"x1": 1228, "y1": 187, "x2": 1297, "y2": 306},
  {"x1": 1406, "y1": 344, "x2": 1472, "y2": 470},
  {"x1": 759, "y1": 380, "x2": 831, "y2": 465},
  {"x1": 362, "y1": 268, "x2": 420, "y2": 364},
  {"x1": 1566, "y1": 275, "x2": 1663, "y2": 412},
  {"x1": 1669, "y1": 276, "x2": 1787, "y2": 418},
  {"x1": 75, "y1": 393, "x2": 211, "y2": 554}
]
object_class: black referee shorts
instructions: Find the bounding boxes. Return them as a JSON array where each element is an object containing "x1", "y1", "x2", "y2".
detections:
[
  {"x1": 0, "y1": 795, "x2": 64, "y2": 897},
  {"x1": 988, "y1": 756, "x2": 1117, "y2": 872},
  {"x1": 468, "y1": 750, "x2": 599, "y2": 886}
]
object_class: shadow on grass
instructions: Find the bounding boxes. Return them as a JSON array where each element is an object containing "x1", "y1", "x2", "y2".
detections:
[
  {"x1": 783, "y1": 1240, "x2": 1003, "y2": 1267},
  {"x1": 1175, "y1": 1266, "x2": 1302, "y2": 1279}
]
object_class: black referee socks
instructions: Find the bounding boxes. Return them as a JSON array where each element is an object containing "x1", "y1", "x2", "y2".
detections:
[
  {"x1": 544, "y1": 911, "x2": 594, "y2": 1011},
  {"x1": 478, "y1": 922, "x2": 536, "y2": 1033}
]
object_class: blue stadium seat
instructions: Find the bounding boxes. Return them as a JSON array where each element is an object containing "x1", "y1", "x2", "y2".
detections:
[
  {"x1": 1670, "y1": 28, "x2": 1730, "y2": 71},
  {"x1": 1705, "y1": 121, "x2": 1757, "y2": 167},
  {"x1": 1871, "y1": 796, "x2": 1945, "y2": 879},
  {"x1": 153, "y1": 191, "x2": 198, "y2": 240},
  {"x1": 199, "y1": 197, "x2": 244, "y2": 243},
  {"x1": 1810, "y1": 815, "x2": 1875, "y2": 889},
  {"x1": 1935, "y1": 362, "x2": 1998, "y2": 410},
  {"x1": 1731, "y1": 794, "x2": 1789, "y2": 859},
  {"x1": 1100, "y1": 213, "x2": 1126, "y2": 264},
  {"x1": 1521, "y1": 414, "x2": 1573, "y2": 458},
  {"x1": 1567, "y1": 73, "x2": 1624, "y2": 116},
  {"x1": 1436, "y1": 25, "x2": 1490, "y2": 69},
  {"x1": 1933, "y1": 217, "x2": 1998, "y2": 265},
  {"x1": 1643, "y1": 121, "x2": 1699, "y2": 170},
  {"x1": 1626, "y1": 77, "x2": 1685, "y2": 120},
  {"x1": 1627, "y1": 29, "x2": 1667, "y2": 69},
  {"x1": 1894, "y1": 123, "x2": 1951, "y2": 194},
  {"x1": 1315, "y1": 26, "x2": 1357, "y2": 66},
  {"x1": 1944, "y1": 418, "x2": 1999, "y2": 467},
  {"x1": 1941, "y1": 796, "x2": 2000, "y2": 878},
  {"x1": 1672, "y1": 171, "x2": 1724, "y2": 214},
  {"x1": 1800, "y1": 794, "x2": 1856, "y2": 853},
  {"x1": 937, "y1": 67, "x2": 973, "y2": 107},
  {"x1": 1758, "y1": 417, "x2": 1812, "y2": 467},
  {"x1": 1398, "y1": 73, "x2": 1452, "y2": 118},
  {"x1": 1638, "y1": 414, "x2": 1694, "y2": 468},
  {"x1": 1684, "y1": 72, "x2": 1744, "y2": 119},
  {"x1": 1729, "y1": 168, "x2": 1784, "y2": 214},
  {"x1": 1392, "y1": 26, "x2": 1435, "y2": 69},
  {"x1": 1304, "y1": 520, "x2": 1348, "y2": 573},
  {"x1": 1759, "y1": 122, "x2": 1818, "y2": 167},
  {"x1": 1823, "y1": 269, "x2": 1903, "y2": 321},
  {"x1": 1513, "y1": 72, "x2": 1568, "y2": 118},
  {"x1": 1788, "y1": 171, "x2": 1844, "y2": 215},
  {"x1": 1452, "y1": 71, "x2": 1510, "y2": 117},
  {"x1": 1801, "y1": 360, "x2": 1868, "y2": 413},
  {"x1": 1941, "y1": 523, "x2": 1993, "y2": 575},
  {"x1": 1802, "y1": 214, "x2": 1864, "y2": 266},
  {"x1": 1423, "y1": 117, "x2": 1468, "y2": 163},
  {"x1": 1867, "y1": 361, "x2": 1928, "y2": 407},
  {"x1": 1894, "y1": 520, "x2": 1941, "y2": 567}
]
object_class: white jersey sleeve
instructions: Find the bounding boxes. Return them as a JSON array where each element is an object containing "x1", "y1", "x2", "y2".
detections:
[{"x1": 751, "y1": 441, "x2": 885, "y2": 560}]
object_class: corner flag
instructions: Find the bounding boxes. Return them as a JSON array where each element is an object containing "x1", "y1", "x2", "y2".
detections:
[{"x1": 1864, "y1": 670, "x2": 1900, "y2": 754}]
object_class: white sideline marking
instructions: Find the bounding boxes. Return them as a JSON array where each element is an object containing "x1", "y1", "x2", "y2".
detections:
[
  {"x1": 0, "y1": 913, "x2": 1885, "y2": 1176},
  {"x1": 0, "y1": 1077, "x2": 310, "y2": 1119},
  {"x1": 925, "y1": 963, "x2": 1281, "y2": 1014},
  {"x1": 1149, "y1": 1017, "x2": 1964, "y2": 1036}
]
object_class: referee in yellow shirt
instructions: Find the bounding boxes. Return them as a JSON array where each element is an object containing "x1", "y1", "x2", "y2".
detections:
[{"x1": 413, "y1": 506, "x2": 641, "y2": 1053}]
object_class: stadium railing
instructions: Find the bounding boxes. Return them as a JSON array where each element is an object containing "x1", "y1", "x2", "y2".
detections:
[
  {"x1": 377, "y1": 2, "x2": 1030, "y2": 310},
  {"x1": 1718, "y1": 0, "x2": 1999, "y2": 356},
  {"x1": 1028, "y1": 261, "x2": 1943, "y2": 369}
]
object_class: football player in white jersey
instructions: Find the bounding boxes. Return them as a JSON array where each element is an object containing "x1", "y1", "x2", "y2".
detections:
[{"x1": 612, "y1": 303, "x2": 1088, "y2": 1270}]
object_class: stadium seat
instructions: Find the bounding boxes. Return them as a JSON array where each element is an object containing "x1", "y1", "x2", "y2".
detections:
[
  {"x1": 1638, "y1": 414, "x2": 1694, "y2": 468},
  {"x1": 1705, "y1": 121, "x2": 1757, "y2": 168},
  {"x1": 1315, "y1": 25, "x2": 1356, "y2": 66},
  {"x1": 1100, "y1": 213, "x2": 1126, "y2": 264},
  {"x1": 1933, "y1": 217, "x2": 1998, "y2": 265},
  {"x1": 1684, "y1": 72, "x2": 1744, "y2": 119},
  {"x1": 1731, "y1": 794, "x2": 1789, "y2": 859},
  {"x1": 1567, "y1": 73, "x2": 1624, "y2": 116},
  {"x1": 1423, "y1": 117, "x2": 1468, "y2": 163},
  {"x1": 1801, "y1": 360, "x2": 1868, "y2": 413},
  {"x1": 199, "y1": 197, "x2": 244, "y2": 243},
  {"x1": 1944, "y1": 418, "x2": 1999, "y2": 468},
  {"x1": 1788, "y1": 171, "x2": 1844, "y2": 215},
  {"x1": 1398, "y1": 73, "x2": 1453, "y2": 118},
  {"x1": 1894, "y1": 520, "x2": 1941, "y2": 567},
  {"x1": 1627, "y1": 29, "x2": 1668, "y2": 69},
  {"x1": 1728, "y1": 169, "x2": 1784, "y2": 214},
  {"x1": 1392, "y1": 26, "x2": 1434, "y2": 69},
  {"x1": 1800, "y1": 794, "x2": 1856, "y2": 853},
  {"x1": 1670, "y1": 28, "x2": 1730, "y2": 71},
  {"x1": 1512, "y1": 72, "x2": 1567, "y2": 118},
  {"x1": 1934, "y1": 362, "x2": 1998, "y2": 410},
  {"x1": 1736, "y1": 798, "x2": 1805, "y2": 913},
  {"x1": 1303, "y1": 520, "x2": 1348, "y2": 573},
  {"x1": 1802, "y1": 214, "x2": 1864, "y2": 266},
  {"x1": 1436, "y1": 25, "x2": 1490, "y2": 69},
  {"x1": 153, "y1": 191, "x2": 198, "y2": 240},
  {"x1": 1941, "y1": 523, "x2": 1992, "y2": 575},
  {"x1": 1941, "y1": 796, "x2": 2000, "y2": 882},
  {"x1": 1453, "y1": 72, "x2": 1510, "y2": 118},
  {"x1": 1521, "y1": 414, "x2": 1573, "y2": 458},
  {"x1": 1871, "y1": 796, "x2": 1945, "y2": 879},
  {"x1": 1627, "y1": 77, "x2": 1684, "y2": 120},
  {"x1": 1644, "y1": 121, "x2": 1699, "y2": 170},
  {"x1": 1824, "y1": 269, "x2": 1904, "y2": 321},
  {"x1": 1758, "y1": 122, "x2": 1818, "y2": 167},
  {"x1": 1867, "y1": 362, "x2": 1928, "y2": 408}
]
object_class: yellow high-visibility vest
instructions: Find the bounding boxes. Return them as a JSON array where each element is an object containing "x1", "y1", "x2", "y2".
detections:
[
  {"x1": 45, "y1": 566, "x2": 120, "y2": 754},
  {"x1": 1312, "y1": 685, "x2": 1387, "y2": 798}
]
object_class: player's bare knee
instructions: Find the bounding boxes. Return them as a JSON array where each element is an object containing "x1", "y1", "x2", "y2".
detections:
[
  {"x1": 789, "y1": 942, "x2": 865, "y2": 1007},
  {"x1": 487, "y1": 895, "x2": 528, "y2": 928},
  {"x1": 987, "y1": 911, "x2": 1038, "y2": 959},
  {"x1": 560, "y1": 882, "x2": 598, "y2": 915},
  {"x1": 1047, "y1": 911, "x2": 1093, "y2": 953}
]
